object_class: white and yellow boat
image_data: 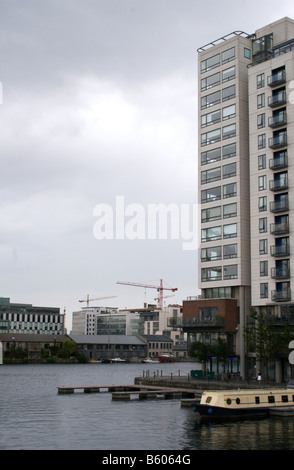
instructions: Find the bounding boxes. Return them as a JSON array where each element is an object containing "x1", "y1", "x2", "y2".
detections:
[{"x1": 193, "y1": 388, "x2": 294, "y2": 421}]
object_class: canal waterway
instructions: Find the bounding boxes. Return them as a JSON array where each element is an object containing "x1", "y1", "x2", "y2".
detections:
[{"x1": 0, "y1": 362, "x2": 294, "y2": 450}]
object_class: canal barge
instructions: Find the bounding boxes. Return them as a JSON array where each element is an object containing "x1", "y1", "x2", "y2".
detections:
[{"x1": 193, "y1": 389, "x2": 294, "y2": 421}]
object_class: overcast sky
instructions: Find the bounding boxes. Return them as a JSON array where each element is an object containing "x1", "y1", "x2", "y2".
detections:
[{"x1": 1, "y1": 0, "x2": 294, "y2": 330}]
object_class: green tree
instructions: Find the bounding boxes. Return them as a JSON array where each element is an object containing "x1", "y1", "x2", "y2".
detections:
[{"x1": 245, "y1": 308, "x2": 294, "y2": 377}]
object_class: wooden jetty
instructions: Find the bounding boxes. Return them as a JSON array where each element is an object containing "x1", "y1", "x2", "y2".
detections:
[{"x1": 57, "y1": 383, "x2": 202, "y2": 402}]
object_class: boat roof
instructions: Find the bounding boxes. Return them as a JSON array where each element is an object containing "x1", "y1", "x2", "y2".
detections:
[{"x1": 202, "y1": 388, "x2": 290, "y2": 396}]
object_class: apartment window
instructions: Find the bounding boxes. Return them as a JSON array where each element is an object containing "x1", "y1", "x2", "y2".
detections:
[
  {"x1": 201, "y1": 246, "x2": 222, "y2": 262},
  {"x1": 222, "y1": 104, "x2": 236, "y2": 120},
  {"x1": 259, "y1": 196, "x2": 267, "y2": 212},
  {"x1": 244, "y1": 47, "x2": 251, "y2": 59},
  {"x1": 201, "y1": 109, "x2": 221, "y2": 127},
  {"x1": 201, "y1": 206, "x2": 221, "y2": 222},
  {"x1": 258, "y1": 134, "x2": 266, "y2": 149},
  {"x1": 222, "y1": 47, "x2": 235, "y2": 64},
  {"x1": 223, "y1": 162, "x2": 236, "y2": 179},
  {"x1": 201, "y1": 147, "x2": 221, "y2": 165},
  {"x1": 223, "y1": 243, "x2": 237, "y2": 259},
  {"x1": 204, "y1": 287, "x2": 234, "y2": 299},
  {"x1": 201, "y1": 226, "x2": 222, "y2": 242},
  {"x1": 201, "y1": 90, "x2": 221, "y2": 109},
  {"x1": 260, "y1": 261, "x2": 268, "y2": 277},
  {"x1": 257, "y1": 73, "x2": 265, "y2": 88},
  {"x1": 260, "y1": 283, "x2": 269, "y2": 298},
  {"x1": 201, "y1": 186, "x2": 221, "y2": 203},
  {"x1": 258, "y1": 154, "x2": 266, "y2": 170},
  {"x1": 223, "y1": 202, "x2": 237, "y2": 218},
  {"x1": 201, "y1": 54, "x2": 220, "y2": 73},
  {"x1": 257, "y1": 93, "x2": 265, "y2": 108},
  {"x1": 258, "y1": 175, "x2": 267, "y2": 191},
  {"x1": 222, "y1": 66, "x2": 235, "y2": 82},
  {"x1": 223, "y1": 142, "x2": 236, "y2": 159},
  {"x1": 223, "y1": 182, "x2": 237, "y2": 199},
  {"x1": 223, "y1": 223, "x2": 237, "y2": 239},
  {"x1": 222, "y1": 85, "x2": 235, "y2": 101},
  {"x1": 201, "y1": 72, "x2": 221, "y2": 91},
  {"x1": 259, "y1": 239, "x2": 268, "y2": 255},
  {"x1": 257, "y1": 113, "x2": 265, "y2": 128},
  {"x1": 201, "y1": 167, "x2": 221, "y2": 184},
  {"x1": 224, "y1": 264, "x2": 238, "y2": 279},
  {"x1": 259, "y1": 217, "x2": 267, "y2": 233},
  {"x1": 201, "y1": 128, "x2": 221, "y2": 146},
  {"x1": 201, "y1": 266, "x2": 222, "y2": 282},
  {"x1": 222, "y1": 123, "x2": 236, "y2": 140}
]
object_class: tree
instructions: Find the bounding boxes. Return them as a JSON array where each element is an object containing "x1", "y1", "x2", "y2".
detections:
[
  {"x1": 189, "y1": 341, "x2": 210, "y2": 371},
  {"x1": 245, "y1": 308, "x2": 294, "y2": 377}
]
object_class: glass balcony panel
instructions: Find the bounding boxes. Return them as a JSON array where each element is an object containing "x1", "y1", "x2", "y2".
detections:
[
  {"x1": 267, "y1": 70, "x2": 286, "y2": 87},
  {"x1": 269, "y1": 177, "x2": 288, "y2": 191},
  {"x1": 269, "y1": 154, "x2": 288, "y2": 170},
  {"x1": 270, "y1": 222, "x2": 289, "y2": 235},
  {"x1": 268, "y1": 133, "x2": 287, "y2": 149},
  {"x1": 271, "y1": 267, "x2": 290, "y2": 279},
  {"x1": 270, "y1": 199, "x2": 289, "y2": 213},
  {"x1": 268, "y1": 111, "x2": 287, "y2": 128},
  {"x1": 271, "y1": 289, "x2": 291, "y2": 302},
  {"x1": 268, "y1": 91, "x2": 287, "y2": 107}
]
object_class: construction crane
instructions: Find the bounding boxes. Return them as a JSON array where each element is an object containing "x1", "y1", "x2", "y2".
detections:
[
  {"x1": 79, "y1": 295, "x2": 117, "y2": 308},
  {"x1": 117, "y1": 279, "x2": 177, "y2": 309}
]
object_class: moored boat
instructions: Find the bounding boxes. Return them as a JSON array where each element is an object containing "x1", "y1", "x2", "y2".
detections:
[
  {"x1": 193, "y1": 388, "x2": 294, "y2": 421},
  {"x1": 142, "y1": 357, "x2": 160, "y2": 363}
]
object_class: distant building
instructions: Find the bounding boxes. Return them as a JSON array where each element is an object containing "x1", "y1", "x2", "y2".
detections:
[
  {"x1": 68, "y1": 334, "x2": 147, "y2": 362},
  {"x1": 0, "y1": 297, "x2": 64, "y2": 335},
  {"x1": 138, "y1": 334, "x2": 173, "y2": 358},
  {"x1": 0, "y1": 333, "x2": 68, "y2": 359}
]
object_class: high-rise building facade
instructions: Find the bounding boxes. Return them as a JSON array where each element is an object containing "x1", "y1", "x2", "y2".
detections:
[{"x1": 182, "y1": 17, "x2": 294, "y2": 380}]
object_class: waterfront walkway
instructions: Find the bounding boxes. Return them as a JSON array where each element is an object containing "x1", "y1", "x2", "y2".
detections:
[{"x1": 135, "y1": 373, "x2": 286, "y2": 390}]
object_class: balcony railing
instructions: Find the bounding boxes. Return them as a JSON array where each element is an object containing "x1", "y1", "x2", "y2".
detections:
[
  {"x1": 271, "y1": 289, "x2": 291, "y2": 302},
  {"x1": 268, "y1": 133, "x2": 287, "y2": 149},
  {"x1": 269, "y1": 178, "x2": 288, "y2": 191},
  {"x1": 268, "y1": 111, "x2": 287, "y2": 128},
  {"x1": 176, "y1": 317, "x2": 225, "y2": 329},
  {"x1": 270, "y1": 222, "x2": 289, "y2": 235},
  {"x1": 268, "y1": 91, "x2": 287, "y2": 107},
  {"x1": 271, "y1": 267, "x2": 290, "y2": 279},
  {"x1": 269, "y1": 154, "x2": 288, "y2": 170},
  {"x1": 270, "y1": 199, "x2": 289, "y2": 213},
  {"x1": 271, "y1": 245, "x2": 290, "y2": 257},
  {"x1": 267, "y1": 70, "x2": 286, "y2": 87}
]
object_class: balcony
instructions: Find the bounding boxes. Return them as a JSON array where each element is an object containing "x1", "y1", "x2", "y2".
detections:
[
  {"x1": 269, "y1": 177, "x2": 288, "y2": 191},
  {"x1": 271, "y1": 267, "x2": 290, "y2": 279},
  {"x1": 270, "y1": 199, "x2": 289, "y2": 213},
  {"x1": 269, "y1": 154, "x2": 288, "y2": 170},
  {"x1": 270, "y1": 222, "x2": 289, "y2": 235},
  {"x1": 271, "y1": 245, "x2": 290, "y2": 257},
  {"x1": 267, "y1": 70, "x2": 286, "y2": 87},
  {"x1": 268, "y1": 111, "x2": 287, "y2": 128},
  {"x1": 268, "y1": 133, "x2": 287, "y2": 149},
  {"x1": 178, "y1": 316, "x2": 225, "y2": 329},
  {"x1": 271, "y1": 289, "x2": 291, "y2": 302},
  {"x1": 268, "y1": 91, "x2": 287, "y2": 107}
]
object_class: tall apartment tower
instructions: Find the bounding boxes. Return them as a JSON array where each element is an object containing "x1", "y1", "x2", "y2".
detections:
[{"x1": 193, "y1": 17, "x2": 294, "y2": 378}]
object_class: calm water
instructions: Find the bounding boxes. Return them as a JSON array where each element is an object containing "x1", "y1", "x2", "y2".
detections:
[{"x1": 0, "y1": 362, "x2": 294, "y2": 450}]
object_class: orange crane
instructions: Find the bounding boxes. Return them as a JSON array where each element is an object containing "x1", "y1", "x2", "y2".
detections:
[
  {"x1": 79, "y1": 295, "x2": 117, "y2": 308},
  {"x1": 117, "y1": 279, "x2": 177, "y2": 309}
]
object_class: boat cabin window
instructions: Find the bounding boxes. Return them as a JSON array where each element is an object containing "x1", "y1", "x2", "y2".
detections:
[
  {"x1": 282, "y1": 395, "x2": 288, "y2": 402},
  {"x1": 226, "y1": 398, "x2": 231, "y2": 405},
  {"x1": 205, "y1": 396, "x2": 212, "y2": 403},
  {"x1": 236, "y1": 398, "x2": 240, "y2": 404},
  {"x1": 255, "y1": 397, "x2": 260, "y2": 404},
  {"x1": 268, "y1": 396, "x2": 275, "y2": 403}
]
